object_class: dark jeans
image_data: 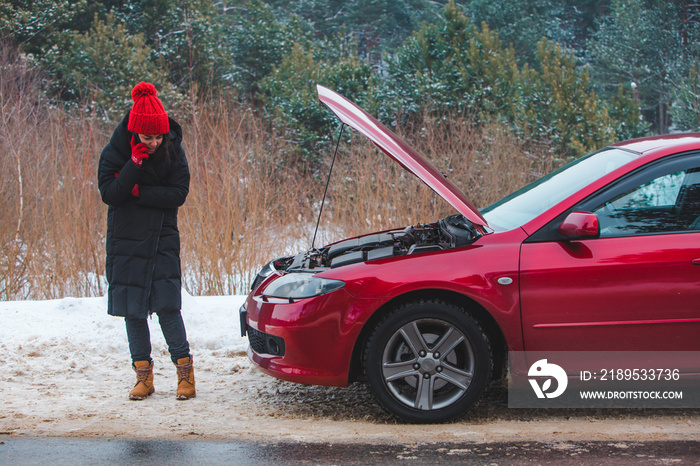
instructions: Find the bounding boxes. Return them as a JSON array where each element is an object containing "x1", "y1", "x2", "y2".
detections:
[{"x1": 125, "y1": 310, "x2": 190, "y2": 364}]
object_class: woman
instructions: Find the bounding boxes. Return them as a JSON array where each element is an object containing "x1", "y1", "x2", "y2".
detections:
[{"x1": 98, "y1": 82, "x2": 195, "y2": 400}]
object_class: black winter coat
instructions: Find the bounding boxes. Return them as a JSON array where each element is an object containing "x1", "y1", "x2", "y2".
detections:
[{"x1": 98, "y1": 112, "x2": 190, "y2": 319}]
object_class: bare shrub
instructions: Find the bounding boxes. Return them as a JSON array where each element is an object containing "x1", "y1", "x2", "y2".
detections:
[
  {"x1": 0, "y1": 42, "x2": 107, "y2": 299},
  {"x1": 321, "y1": 113, "x2": 556, "y2": 241},
  {"x1": 1, "y1": 43, "x2": 559, "y2": 299},
  {"x1": 0, "y1": 42, "x2": 37, "y2": 299},
  {"x1": 34, "y1": 108, "x2": 107, "y2": 298},
  {"x1": 178, "y1": 97, "x2": 320, "y2": 295}
]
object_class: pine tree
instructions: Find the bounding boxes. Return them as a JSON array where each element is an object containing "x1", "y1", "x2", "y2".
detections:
[
  {"x1": 587, "y1": 0, "x2": 686, "y2": 133},
  {"x1": 0, "y1": 0, "x2": 89, "y2": 55},
  {"x1": 671, "y1": 63, "x2": 700, "y2": 131},
  {"x1": 41, "y1": 12, "x2": 174, "y2": 122},
  {"x1": 120, "y1": 0, "x2": 221, "y2": 92},
  {"x1": 520, "y1": 39, "x2": 616, "y2": 157},
  {"x1": 259, "y1": 42, "x2": 377, "y2": 161},
  {"x1": 220, "y1": 0, "x2": 313, "y2": 100}
]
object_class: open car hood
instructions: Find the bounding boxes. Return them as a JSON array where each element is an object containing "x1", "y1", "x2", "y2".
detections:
[{"x1": 317, "y1": 85, "x2": 488, "y2": 228}]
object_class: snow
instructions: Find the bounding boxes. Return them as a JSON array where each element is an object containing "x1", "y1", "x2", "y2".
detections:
[
  {"x1": 0, "y1": 290, "x2": 248, "y2": 386},
  {"x1": 0, "y1": 291, "x2": 260, "y2": 440},
  {"x1": 1, "y1": 291, "x2": 699, "y2": 444},
  {"x1": 0, "y1": 291, "x2": 411, "y2": 442},
  {"x1": 0, "y1": 291, "x2": 248, "y2": 371}
]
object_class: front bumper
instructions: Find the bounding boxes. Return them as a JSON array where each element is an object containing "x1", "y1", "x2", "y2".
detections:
[
  {"x1": 241, "y1": 288, "x2": 385, "y2": 387},
  {"x1": 240, "y1": 304, "x2": 286, "y2": 356}
]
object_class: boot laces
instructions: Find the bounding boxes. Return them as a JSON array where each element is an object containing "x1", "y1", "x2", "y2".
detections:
[
  {"x1": 134, "y1": 365, "x2": 151, "y2": 385},
  {"x1": 176, "y1": 361, "x2": 192, "y2": 384}
]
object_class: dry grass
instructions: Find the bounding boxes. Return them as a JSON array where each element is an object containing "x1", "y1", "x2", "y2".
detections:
[
  {"x1": 325, "y1": 115, "x2": 555, "y2": 238},
  {"x1": 0, "y1": 43, "x2": 557, "y2": 300},
  {"x1": 178, "y1": 96, "x2": 320, "y2": 295},
  {"x1": 0, "y1": 44, "x2": 108, "y2": 299}
]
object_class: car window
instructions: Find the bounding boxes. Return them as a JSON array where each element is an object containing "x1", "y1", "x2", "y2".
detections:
[
  {"x1": 592, "y1": 168, "x2": 700, "y2": 237},
  {"x1": 482, "y1": 148, "x2": 639, "y2": 231}
]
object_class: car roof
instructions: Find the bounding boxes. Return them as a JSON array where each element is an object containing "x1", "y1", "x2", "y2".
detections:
[{"x1": 611, "y1": 133, "x2": 700, "y2": 158}]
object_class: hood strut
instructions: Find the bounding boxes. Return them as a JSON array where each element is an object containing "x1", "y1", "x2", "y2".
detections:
[
  {"x1": 317, "y1": 85, "x2": 488, "y2": 229},
  {"x1": 312, "y1": 124, "x2": 345, "y2": 250}
]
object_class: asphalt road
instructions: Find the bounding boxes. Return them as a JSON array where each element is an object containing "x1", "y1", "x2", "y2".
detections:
[{"x1": 1, "y1": 437, "x2": 699, "y2": 465}]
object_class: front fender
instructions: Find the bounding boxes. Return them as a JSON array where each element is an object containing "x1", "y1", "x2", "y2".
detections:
[{"x1": 318, "y1": 228, "x2": 527, "y2": 351}]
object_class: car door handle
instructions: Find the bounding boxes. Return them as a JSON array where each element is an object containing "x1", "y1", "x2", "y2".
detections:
[{"x1": 692, "y1": 258, "x2": 700, "y2": 265}]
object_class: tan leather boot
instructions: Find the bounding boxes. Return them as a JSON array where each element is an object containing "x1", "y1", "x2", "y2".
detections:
[
  {"x1": 175, "y1": 356, "x2": 196, "y2": 400},
  {"x1": 129, "y1": 360, "x2": 155, "y2": 400}
]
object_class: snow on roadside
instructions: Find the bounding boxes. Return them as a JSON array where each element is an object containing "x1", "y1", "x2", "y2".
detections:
[
  {"x1": 1, "y1": 292, "x2": 700, "y2": 444},
  {"x1": 0, "y1": 291, "x2": 248, "y2": 385}
]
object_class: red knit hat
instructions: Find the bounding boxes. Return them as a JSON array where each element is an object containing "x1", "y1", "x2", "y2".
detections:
[{"x1": 127, "y1": 82, "x2": 169, "y2": 135}]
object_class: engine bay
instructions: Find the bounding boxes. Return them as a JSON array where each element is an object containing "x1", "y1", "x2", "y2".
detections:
[{"x1": 278, "y1": 213, "x2": 480, "y2": 272}]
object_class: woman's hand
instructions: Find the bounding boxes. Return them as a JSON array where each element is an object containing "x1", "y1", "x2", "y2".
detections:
[
  {"x1": 115, "y1": 171, "x2": 140, "y2": 197},
  {"x1": 130, "y1": 135, "x2": 149, "y2": 167}
]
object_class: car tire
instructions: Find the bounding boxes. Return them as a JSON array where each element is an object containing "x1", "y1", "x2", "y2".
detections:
[{"x1": 364, "y1": 299, "x2": 491, "y2": 423}]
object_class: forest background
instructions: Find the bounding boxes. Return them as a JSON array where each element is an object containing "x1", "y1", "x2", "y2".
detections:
[{"x1": 3, "y1": 0, "x2": 700, "y2": 300}]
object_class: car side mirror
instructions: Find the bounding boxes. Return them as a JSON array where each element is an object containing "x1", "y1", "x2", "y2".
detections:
[{"x1": 558, "y1": 211, "x2": 599, "y2": 239}]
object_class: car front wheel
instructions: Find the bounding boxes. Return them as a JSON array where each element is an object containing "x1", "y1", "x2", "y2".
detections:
[{"x1": 364, "y1": 300, "x2": 492, "y2": 423}]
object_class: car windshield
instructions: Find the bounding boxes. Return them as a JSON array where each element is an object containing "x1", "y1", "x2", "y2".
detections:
[{"x1": 481, "y1": 148, "x2": 640, "y2": 231}]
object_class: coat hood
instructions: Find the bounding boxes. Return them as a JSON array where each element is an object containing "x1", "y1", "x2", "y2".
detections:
[{"x1": 317, "y1": 85, "x2": 488, "y2": 228}]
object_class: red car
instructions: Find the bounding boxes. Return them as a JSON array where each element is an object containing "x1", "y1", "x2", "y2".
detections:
[{"x1": 240, "y1": 85, "x2": 700, "y2": 423}]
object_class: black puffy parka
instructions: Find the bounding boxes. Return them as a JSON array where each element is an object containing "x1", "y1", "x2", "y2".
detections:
[{"x1": 98, "y1": 112, "x2": 190, "y2": 319}]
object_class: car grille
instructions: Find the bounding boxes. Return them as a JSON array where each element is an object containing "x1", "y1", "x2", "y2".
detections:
[{"x1": 247, "y1": 326, "x2": 286, "y2": 356}]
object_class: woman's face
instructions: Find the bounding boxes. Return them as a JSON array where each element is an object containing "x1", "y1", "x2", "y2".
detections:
[{"x1": 137, "y1": 134, "x2": 164, "y2": 154}]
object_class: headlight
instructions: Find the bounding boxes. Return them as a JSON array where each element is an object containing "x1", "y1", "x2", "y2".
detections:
[{"x1": 263, "y1": 273, "x2": 345, "y2": 299}]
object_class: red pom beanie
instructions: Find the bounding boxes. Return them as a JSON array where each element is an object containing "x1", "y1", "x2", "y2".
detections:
[{"x1": 127, "y1": 82, "x2": 169, "y2": 135}]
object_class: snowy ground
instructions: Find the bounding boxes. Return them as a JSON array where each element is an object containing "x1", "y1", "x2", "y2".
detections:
[{"x1": 1, "y1": 292, "x2": 699, "y2": 445}]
